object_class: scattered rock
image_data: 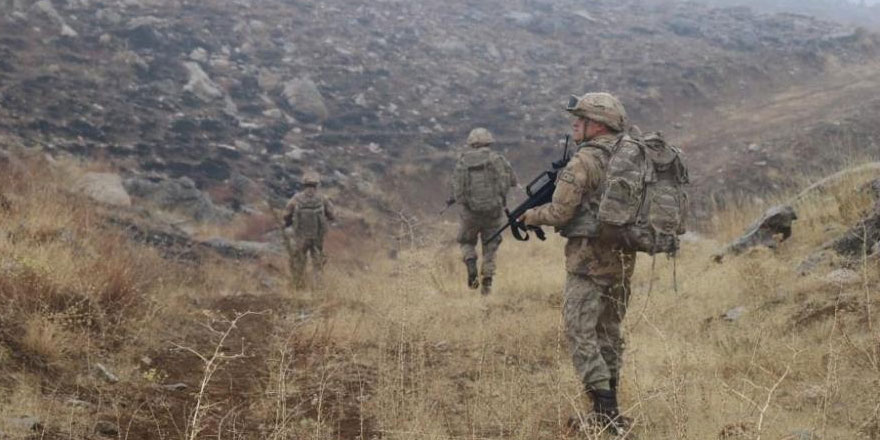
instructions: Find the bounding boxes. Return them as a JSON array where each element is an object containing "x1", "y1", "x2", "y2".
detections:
[
  {"x1": 124, "y1": 176, "x2": 230, "y2": 222},
  {"x1": 200, "y1": 237, "x2": 277, "y2": 259},
  {"x1": 189, "y1": 47, "x2": 209, "y2": 63},
  {"x1": 183, "y1": 61, "x2": 224, "y2": 102},
  {"x1": 161, "y1": 382, "x2": 189, "y2": 391},
  {"x1": 714, "y1": 205, "x2": 797, "y2": 262},
  {"x1": 789, "y1": 430, "x2": 820, "y2": 440},
  {"x1": 796, "y1": 250, "x2": 839, "y2": 276},
  {"x1": 93, "y1": 362, "x2": 120, "y2": 384},
  {"x1": 504, "y1": 11, "x2": 535, "y2": 26},
  {"x1": 823, "y1": 268, "x2": 862, "y2": 286},
  {"x1": 828, "y1": 184, "x2": 880, "y2": 258},
  {"x1": 66, "y1": 398, "x2": 95, "y2": 409},
  {"x1": 75, "y1": 173, "x2": 132, "y2": 207},
  {"x1": 280, "y1": 78, "x2": 328, "y2": 123},
  {"x1": 123, "y1": 16, "x2": 166, "y2": 49},
  {"x1": 723, "y1": 306, "x2": 746, "y2": 322},
  {"x1": 31, "y1": 0, "x2": 78, "y2": 37},
  {"x1": 7, "y1": 415, "x2": 42, "y2": 431},
  {"x1": 94, "y1": 421, "x2": 119, "y2": 436}
]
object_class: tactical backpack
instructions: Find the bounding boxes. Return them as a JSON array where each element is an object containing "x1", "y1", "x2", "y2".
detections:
[
  {"x1": 294, "y1": 197, "x2": 326, "y2": 239},
  {"x1": 458, "y1": 150, "x2": 505, "y2": 214},
  {"x1": 597, "y1": 133, "x2": 689, "y2": 255}
]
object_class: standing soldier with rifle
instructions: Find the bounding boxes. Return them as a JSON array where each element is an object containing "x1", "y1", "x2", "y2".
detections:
[
  {"x1": 449, "y1": 128, "x2": 517, "y2": 295},
  {"x1": 520, "y1": 93, "x2": 636, "y2": 434}
]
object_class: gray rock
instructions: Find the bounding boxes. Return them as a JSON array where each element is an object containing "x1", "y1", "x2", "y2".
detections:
[
  {"x1": 95, "y1": 8, "x2": 123, "y2": 25},
  {"x1": 7, "y1": 415, "x2": 42, "y2": 431},
  {"x1": 200, "y1": 237, "x2": 278, "y2": 259},
  {"x1": 280, "y1": 78, "x2": 328, "y2": 123},
  {"x1": 31, "y1": 0, "x2": 78, "y2": 37},
  {"x1": 124, "y1": 176, "x2": 229, "y2": 222},
  {"x1": 75, "y1": 173, "x2": 132, "y2": 207},
  {"x1": 183, "y1": 61, "x2": 224, "y2": 101},
  {"x1": 824, "y1": 269, "x2": 861, "y2": 286},
  {"x1": 790, "y1": 430, "x2": 820, "y2": 440},
  {"x1": 871, "y1": 179, "x2": 880, "y2": 200},
  {"x1": 66, "y1": 398, "x2": 94, "y2": 409},
  {"x1": 668, "y1": 18, "x2": 702, "y2": 37},
  {"x1": 189, "y1": 47, "x2": 209, "y2": 63},
  {"x1": 93, "y1": 362, "x2": 120, "y2": 384},
  {"x1": 714, "y1": 205, "x2": 797, "y2": 262},
  {"x1": 505, "y1": 11, "x2": 535, "y2": 26},
  {"x1": 94, "y1": 421, "x2": 119, "y2": 436},
  {"x1": 796, "y1": 250, "x2": 837, "y2": 276},
  {"x1": 723, "y1": 306, "x2": 746, "y2": 322},
  {"x1": 123, "y1": 16, "x2": 166, "y2": 49},
  {"x1": 161, "y1": 382, "x2": 189, "y2": 391}
]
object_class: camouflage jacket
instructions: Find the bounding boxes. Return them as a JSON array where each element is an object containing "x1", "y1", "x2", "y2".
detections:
[
  {"x1": 285, "y1": 190, "x2": 335, "y2": 239},
  {"x1": 525, "y1": 134, "x2": 635, "y2": 283}
]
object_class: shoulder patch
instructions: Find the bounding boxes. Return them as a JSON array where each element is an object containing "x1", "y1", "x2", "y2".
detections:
[{"x1": 558, "y1": 170, "x2": 576, "y2": 184}]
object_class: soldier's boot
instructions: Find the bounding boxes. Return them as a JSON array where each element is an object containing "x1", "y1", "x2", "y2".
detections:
[
  {"x1": 480, "y1": 277, "x2": 492, "y2": 296},
  {"x1": 465, "y1": 258, "x2": 479, "y2": 289},
  {"x1": 589, "y1": 389, "x2": 631, "y2": 436}
]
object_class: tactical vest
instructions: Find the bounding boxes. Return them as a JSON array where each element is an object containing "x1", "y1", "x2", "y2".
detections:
[
  {"x1": 456, "y1": 148, "x2": 505, "y2": 214},
  {"x1": 559, "y1": 142, "x2": 611, "y2": 238},
  {"x1": 294, "y1": 194, "x2": 327, "y2": 239}
]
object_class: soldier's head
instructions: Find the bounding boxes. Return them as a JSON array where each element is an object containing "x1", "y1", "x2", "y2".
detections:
[
  {"x1": 565, "y1": 93, "x2": 627, "y2": 142},
  {"x1": 301, "y1": 172, "x2": 321, "y2": 192},
  {"x1": 466, "y1": 127, "x2": 495, "y2": 148}
]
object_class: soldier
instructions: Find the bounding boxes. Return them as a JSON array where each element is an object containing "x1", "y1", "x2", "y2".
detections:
[
  {"x1": 520, "y1": 93, "x2": 635, "y2": 433},
  {"x1": 284, "y1": 172, "x2": 336, "y2": 279},
  {"x1": 450, "y1": 128, "x2": 517, "y2": 295}
]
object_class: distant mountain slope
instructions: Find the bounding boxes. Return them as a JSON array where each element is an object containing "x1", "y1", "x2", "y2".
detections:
[{"x1": 0, "y1": 0, "x2": 877, "y2": 218}]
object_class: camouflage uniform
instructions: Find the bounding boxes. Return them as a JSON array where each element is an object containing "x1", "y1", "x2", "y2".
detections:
[
  {"x1": 526, "y1": 133, "x2": 636, "y2": 391},
  {"x1": 285, "y1": 176, "x2": 335, "y2": 277},
  {"x1": 522, "y1": 94, "x2": 638, "y2": 401},
  {"x1": 452, "y1": 128, "x2": 517, "y2": 294}
]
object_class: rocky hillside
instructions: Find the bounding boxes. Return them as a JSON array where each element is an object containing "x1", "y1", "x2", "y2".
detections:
[{"x1": 1, "y1": 0, "x2": 879, "y2": 219}]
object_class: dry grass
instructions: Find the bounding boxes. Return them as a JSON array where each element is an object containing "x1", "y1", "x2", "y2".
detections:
[
  {"x1": 0, "y1": 153, "x2": 877, "y2": 439},
  {"x1": 274, "y1": 165, "x2": 880, "y2": 439}
]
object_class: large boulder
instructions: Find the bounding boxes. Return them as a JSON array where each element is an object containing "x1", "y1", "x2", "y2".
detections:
[
  {"x1": 182, "y1": 61, "x2": 224, "y2": 102},
  {"x1": 714, "y1": 205, "x2": 797, "y2": 262},
  {"x1": 30, "y1": 0, "x2": 78, "y2": 37},
  {"x1": 280, "y1": 78, "x2": 328, "y2": 123},
  {"x1": 827, "y1": 179, "x2": 880, "y2": 258},
  {"x1": 75, "y1": 173, "x2": 132, "y2": 207},
  {"x1": 123, "y1": 175, "x2": 230, "y2": 221}
]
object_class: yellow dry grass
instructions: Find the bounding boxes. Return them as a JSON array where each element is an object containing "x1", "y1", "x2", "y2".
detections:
[
  {"x1": 278, "y1": 166, "x2": 880, "y2": 439},
  {"x1": 0, "y1": 153, "x2": 877, "y2": 439}
]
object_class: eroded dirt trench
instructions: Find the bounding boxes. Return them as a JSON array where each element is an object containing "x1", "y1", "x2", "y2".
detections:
[{"x1": 92, "y1": 293, "x2": 377, "y2": 440}]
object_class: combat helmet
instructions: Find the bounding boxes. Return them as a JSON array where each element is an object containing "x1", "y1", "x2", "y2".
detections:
[
  {"x1": 301, "y1": 171, "x2": 321, "y2": 186},
  {"x1": 566, "y1": 92, "x2": 628, "y2": 132},
  {"x1": 466, "y1": 127, "x2": 495, "y2": 147}
]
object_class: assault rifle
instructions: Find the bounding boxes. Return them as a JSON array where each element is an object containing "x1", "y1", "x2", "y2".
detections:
[{"x1": 484, "y1": 135, "x2": 571, "y2": 244}]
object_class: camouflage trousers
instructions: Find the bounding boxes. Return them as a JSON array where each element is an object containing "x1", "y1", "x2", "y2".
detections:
[
  {"x1": 563, "y1": 272, "x2": 632, "y2": 391},
  {"x1": 293, "y1": 237, "x2": 325, "y2": 278},
  {"x1": 457, "y1": 209, "x2": 505, "y2": 278}
]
